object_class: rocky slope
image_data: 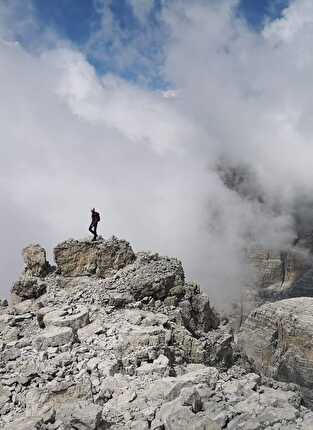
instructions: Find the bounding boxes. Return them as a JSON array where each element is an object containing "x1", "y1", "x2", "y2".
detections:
[{"x1": 1, "y1": 237, "x2": 313, "y2": 429}]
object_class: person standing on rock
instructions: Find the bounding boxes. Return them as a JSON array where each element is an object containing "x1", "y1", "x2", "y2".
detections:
[{"x1": 89, "y1": 208, "x2": 100, "y2": 241}]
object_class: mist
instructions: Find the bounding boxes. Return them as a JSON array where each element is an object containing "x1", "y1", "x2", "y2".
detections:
[{"x1": 1, "y1": 0, "x2": 313, "y2": 306}]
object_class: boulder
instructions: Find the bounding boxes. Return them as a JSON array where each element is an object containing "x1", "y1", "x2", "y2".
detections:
[
  {"x1": 3, "y1": 417, "x2": 43, "y2": 430},
  {"x1": 43, "y1": 306, "x2": 89, "y2": 330},
  {"x1": 136, "y1": 355, "x2": 170, "y2": 377},
  {"x1": 110, "y1": 252, "x2": 185, "y2": 301},
  {"x1": 13, "y1": 299, "x2": 41, "y2": 315},
  {"x1": 56, "y1": 401, "x2": 105, "y2": 429},
  {"x1": 22, "y1": 244, "x2": 50, "y2": 277},
  {"x1": 77, "y1": 321, "x2": 104, "y2": 341},
  {"x1": 0, "y1": 298, "x2": 8, "y2": 307},
  {"x1": 33, "y1": 326, "x2": 74, "y2": 351},
  {"x1": 238, "y1": 297, "x2": 313, "y2": 405},
  {"x1": 179, "y1": 286, "x2": 219, "y2": 335},
  {"x1": 11, "y1": 277, "x2": 46, "y2": 301},
  {"x1": 227, "y1": 386, "x2": 300, "y2": 429},
  {"x1": 54, "y1": 236, "x2": 135, "y2": 277},
  {"x1": 25, "y1": 384, "x2": 93, "y2": 418},
  {"x1": 145, "y1": 366, "x2": 219, "y2": 403},
  {"x1": 158, "y1": 399, "x2": 220, "y2": 430},
  {"x1": 171, "y1": 326, "x2": 207, "y2": 363},
  {"x1": 129, "y1": 420, "x2": 149, "y2": 430}
]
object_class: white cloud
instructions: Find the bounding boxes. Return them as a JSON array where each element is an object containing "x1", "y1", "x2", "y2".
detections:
[
  {"x1": 264, "y1": 0, "x2": 313, "y2": 42},
  {"x1": 127, "y1": 0, "x2": 155, "y2": 23},
  {"x1": 1, "y1": 0, "x2": 313, "y2": 307}
]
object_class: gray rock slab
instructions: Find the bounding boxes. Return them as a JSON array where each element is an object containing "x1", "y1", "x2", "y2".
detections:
[{"x1": 33, "y1": 326, "x2": 74, "y2": 350}]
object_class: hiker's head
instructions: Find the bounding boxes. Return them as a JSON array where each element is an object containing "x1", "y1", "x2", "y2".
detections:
[{"x1": 91, "y1": 208, "x2": 95, "y2": 213}]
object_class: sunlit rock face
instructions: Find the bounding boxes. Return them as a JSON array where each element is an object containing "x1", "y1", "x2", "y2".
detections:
[
  {"x1": 54, "y1": 236, "x2": 136, "y2": 278},
  {"x1": 22, "y1": 244, "x2": 51, "y2": 278}
]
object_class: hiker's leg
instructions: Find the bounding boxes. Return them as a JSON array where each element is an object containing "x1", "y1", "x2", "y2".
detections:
[
  {"x1": 94, "y1": 223, "x2": 98, "y2": 239},
  {"x1": 89, "y1": 223, "x2": 94, "y2": 234}
]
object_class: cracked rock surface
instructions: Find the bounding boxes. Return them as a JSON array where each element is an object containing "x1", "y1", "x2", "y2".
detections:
[
  {"x1": 238, "y1": 297, "x2": 313, "y2": 408},
  {"x1": 1, "y1": 237, "x2": 313, "y2": 429}
]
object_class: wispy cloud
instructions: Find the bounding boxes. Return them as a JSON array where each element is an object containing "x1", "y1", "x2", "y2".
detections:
[{"x1": 85, "y1": 0, "x2": 166, "y2": 86}]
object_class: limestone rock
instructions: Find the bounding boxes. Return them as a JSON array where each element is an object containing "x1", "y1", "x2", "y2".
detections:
[
  {"x1": 0, "y1": 384, "x2": 11, "y2": 408},
  {"x1": 110, "y1": 252, "x2": 185, "y2": 301},
  {"x1": 238, "y1": 297, "x2": 313, "y2": 406},
  {"x1": 22, "y1": 244, "x2": 50, "y2": 277},
  {"x1": 179, "y1": 285, "x2": 219, "y2": 335},
  {"x1": 158, "y1": 398, "x2": 220, "y2": 430},
  {"x1": 43, "y1": 306, "x2": 89, "y2": 330},
  {"x1": 11, "y1": 277, "x2": 46, "y2": 301},
  {"x1": 77, "y1": 320, "x2": 104, "y2": 341},
  {"x1": 0, "y1": 298, "x2": 8, "y2": 307},
  {"x1": 54, "y1": 236, "x2": 135, "y2": 277},
  {"x1": 3, "y1": 236, "x2": 313, "y2": 430},
  {"x1": 3, "y1": 416, "x2": 43, "y2": 430},
  {"x1": 136, "y1": 354, "x2": 169, "y2": 376},
  {"x1": 56, "y1": 401, "x2": 104, "y2": 429},
  {"x1": 33, "y1": 325, "x2": 74, "y2": 350}
]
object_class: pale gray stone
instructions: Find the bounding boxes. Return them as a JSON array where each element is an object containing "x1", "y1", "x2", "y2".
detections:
[
  {"x1": 159, "y1": 399, "x2": 220, "y2": 430},
  {"x1": 33, "y1": 326, "x2": 74, "y2": 350},
  {"x1": 2, "y1": 236, "x2": 313, "y2": 430},
  {"x1": 12, "y1": 277, "x2": 46, "y2": 301},
  {"x1": 238, "y1": 297, "x2": 313, "y2": 405},
  {"x1": 43, "y1": 306, "x2": 89, "y2": 330},
  {"x1": 3, "y1": 416, "x2": 43, "y2": 430},
  {"x1": 22, "y1": 244, "x2": 50, "y2": 277},
  {"x1": 54, "y1": 236, "x2": 135, "y2": 278},
  {"x1": 0, "y1": 384, "x2": 11, "y2": 408}
]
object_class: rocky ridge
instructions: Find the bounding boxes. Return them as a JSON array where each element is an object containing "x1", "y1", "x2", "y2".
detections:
[{"x1": 1, "y1": 237, "x2": 313, "y2": 429}]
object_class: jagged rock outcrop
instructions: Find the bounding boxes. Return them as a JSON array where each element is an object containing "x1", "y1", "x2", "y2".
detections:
[
  {"x1": 1, "y1": 237, "x2": 313, "y2": 429},
  {"x1": 10, "y1": 244, "x2": 51, "y2": 303},
  {"x1": 22, "y1": 244, "x2": 51, "y2": 277},
  {"x1": 54, "y1": 236, "x2": 136, "y2": 277},
  {"x1": 238, "y1": 297, "x2": 313, "y2": 406},
  {"x1": 11, "y1": 277, "x2": 47, "y2": 302}
]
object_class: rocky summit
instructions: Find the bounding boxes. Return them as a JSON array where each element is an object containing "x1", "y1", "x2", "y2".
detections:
[{"x1": 2, "y1": 237, "x2": 313, "y2": 429}]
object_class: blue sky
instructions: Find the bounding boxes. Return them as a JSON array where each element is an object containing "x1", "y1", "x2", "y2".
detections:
[
  {"x1": 32, "y1": 0, "x2": 163, "y2": 47},
  {"x1": 238, "y1": 0, "x2": 290, "y2": 28},
  {"x1": 32, "y1": 0, "x2": 290, "y2": 40},
  {"x1": 32, "y1": 0, "x2": 290, "y2": 39},
  {"x1": 28, "y1": 0, "x2": 291, "y2": 87}
]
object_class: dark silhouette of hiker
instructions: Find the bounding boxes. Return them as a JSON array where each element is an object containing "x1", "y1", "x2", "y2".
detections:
[{"x1": 89, "y1": 208, "x2": 100, "y2": 241}]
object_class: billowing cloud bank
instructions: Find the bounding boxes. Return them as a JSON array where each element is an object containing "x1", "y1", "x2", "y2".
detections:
[{"x1": 1, "y1": 0, "x2": 313, "y2": 305}]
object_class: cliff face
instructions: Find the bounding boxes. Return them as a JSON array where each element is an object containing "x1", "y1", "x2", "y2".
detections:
[
  {"x1": 1, "y1": 237, "x2": 313, "y2": 429},
  {"x1": 238, "y1": 297, "x2": 313, "y2": 406},
  {"x1": 247, "y1": 248, "x2": 312, "y2": 299}
]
